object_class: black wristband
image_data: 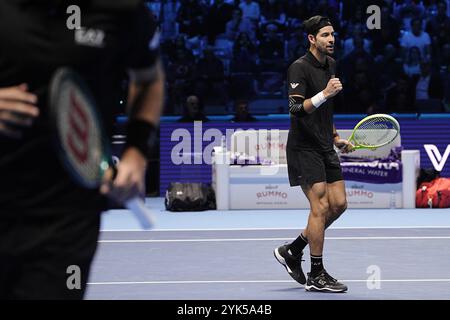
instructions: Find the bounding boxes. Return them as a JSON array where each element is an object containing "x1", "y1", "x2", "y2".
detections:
[{"x1": 124, "y1": 119, "x2": 158, "y2": 159}]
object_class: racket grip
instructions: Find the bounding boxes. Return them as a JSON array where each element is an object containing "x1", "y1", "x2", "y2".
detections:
[{"x1": 124, "y1": 197, "x2": 156, "y2": 229}]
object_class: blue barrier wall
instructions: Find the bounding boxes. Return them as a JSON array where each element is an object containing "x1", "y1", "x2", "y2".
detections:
[{"x1": 159, "y1": 114, "x2": 450, "y2": 196}]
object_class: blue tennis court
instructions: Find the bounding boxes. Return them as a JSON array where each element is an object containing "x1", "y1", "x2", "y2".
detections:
[{"x1": 84, "y1": 198, "x2": 450, "y2": 300}]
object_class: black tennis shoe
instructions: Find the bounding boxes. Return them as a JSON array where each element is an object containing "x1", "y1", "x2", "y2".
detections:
[
  {"x1": 305, "y1": 269, "x2": 348, "y2": 293},
  {"x1": 273, "y1": 244, "x2": 306, "y2": 285}
]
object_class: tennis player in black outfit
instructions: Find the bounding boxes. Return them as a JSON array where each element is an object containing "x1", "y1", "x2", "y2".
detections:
[
  {"x1": 274, "y1": 16, "x2": 354, "y2": 293},
  {"x1": 0, "y1": 0, "x2": 164, "y2": 299}
]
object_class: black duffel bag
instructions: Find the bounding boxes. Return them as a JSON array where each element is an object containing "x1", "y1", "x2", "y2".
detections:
[{"x1": 165, "y1": 182, "x2": 216, "y2": 211}]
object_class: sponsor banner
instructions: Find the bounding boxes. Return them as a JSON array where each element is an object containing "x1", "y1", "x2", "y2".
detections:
[
  {"x1": 345, "y1": 182, "x2": 402, "y2": 208},
  {"x1": 229, "y1": 183, "x2": 309, "y2": 209},
  {"x1": 229, "y1": 166, "x2": 402, "y2": 208},
  {"x1": 229, "y1": 181, "x2": 402, "y2": 209},
  {"x1": 341, "y1": 160, "x2": 402, "y2": 184}
]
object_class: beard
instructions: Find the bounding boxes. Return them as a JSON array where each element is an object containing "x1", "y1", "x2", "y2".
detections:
[{"x1": 317, "y1": 43, "x2": 334, "y2": 56}]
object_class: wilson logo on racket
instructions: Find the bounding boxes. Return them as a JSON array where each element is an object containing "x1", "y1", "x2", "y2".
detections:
[{"x1": 67, "y1": 90, "x2": 89, "y2": 164}]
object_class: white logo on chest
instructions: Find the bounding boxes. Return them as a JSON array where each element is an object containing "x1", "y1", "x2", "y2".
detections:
[
  {"x1": 75, "y1": 28, "x2": 105, "y2": 48},
  {"x1": 290, "y1": 83, "x2": 299, "y2": 89}
]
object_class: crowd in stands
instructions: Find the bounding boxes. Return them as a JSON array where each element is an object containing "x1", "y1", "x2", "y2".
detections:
[{"x1": 146, "y1": 0, "x2": 450, "y2": 116}]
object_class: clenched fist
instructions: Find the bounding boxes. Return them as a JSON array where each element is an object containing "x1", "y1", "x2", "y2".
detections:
[{"x1": 323, "y1": 78, "x2": 343, "y2": 99}]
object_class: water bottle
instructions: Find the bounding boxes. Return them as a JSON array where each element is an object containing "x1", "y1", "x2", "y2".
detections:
[
  {"x1": 390, "y1": 190, "x2": 396, "y2": 209},
  {"x1": 221, "y1": 135, "x2": 226, "y2": 150}
]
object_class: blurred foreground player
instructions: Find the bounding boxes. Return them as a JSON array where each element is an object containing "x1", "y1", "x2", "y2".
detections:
[
  {"x1": 0, "y1": 0, "x2": 164, "y2": 299},
  {"x1": 274, "y1": 16, "x2": 353, "y2": 293}
]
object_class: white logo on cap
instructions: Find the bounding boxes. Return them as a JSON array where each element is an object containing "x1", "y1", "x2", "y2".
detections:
[{"x1": 290, "y1": 83, "x2": 299, "y2": 89}]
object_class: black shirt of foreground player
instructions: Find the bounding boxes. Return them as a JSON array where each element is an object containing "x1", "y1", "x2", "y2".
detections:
[
  {"x1": 287, "y1": 50, "x2": 336, "y2": 151},
  {"x1": 0, "y1": 2, "x2": 159, "y2": 216}
]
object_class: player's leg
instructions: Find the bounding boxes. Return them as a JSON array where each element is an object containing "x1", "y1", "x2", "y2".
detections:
[
  {"x1": 302, "y1": 181, "x2": 347, "y2": 292},
  {"x1": 325, "y1": 180, "x2": 347, "y2": 229},
  {"x1": 324, "y1": 150, "x2": 347, "y2": 229},
  {"x1": 274, "y1": 149, "x2": 326, "y2": 285},
  {"x1": 303, "y1": 151, "x2": 348, "y2": 292},
  {"x1": 301, "y1": 182, "x2": 328, "y2": 258},
  {"x1": 2, "y1": 211, "x2": 100, "y2": 300}
]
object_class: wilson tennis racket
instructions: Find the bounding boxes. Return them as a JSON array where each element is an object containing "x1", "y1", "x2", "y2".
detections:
[
  {"x1": 346, "y1": 114, "x2": 400, "y2": 150},
  {"x1": 49, "y1": 67, "x2": 155, "y2": 229}
]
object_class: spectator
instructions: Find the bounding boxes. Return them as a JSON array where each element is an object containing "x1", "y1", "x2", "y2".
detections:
[
  {"x1": 400, "y1": 18, "x2": 432, "y2": 61},
  {"x1": 426, "y1": 1, "x2": 450, "y2": 54},
  {"x1": 178, "y1": 95, "x2": 210, "y2": 122},
  {"x1": 229, "y1": 32, "x2": 258, "y2": 100},
  {"x1": 343, "y1": 5, "x2": 366, "y2": 33},
  {"x1": 231, "y1": 100, "x2": 257, "y2": 122},
  {"x1": 164, "y1": 35, "x2": 195, "y2": 64},
  {"x1": 287, "y1": 23, "x2": 309, "y2": 64},
  {"x1": 285, "y1": 0, "x2": 310, "y2": 21},
  {"x1": 403, "y1": 46, "x2": 423, "y2": 77},
  {"x1": 225, "y1": 8, "x2": 255, "y2": 41},
  {"x1": 159, "y1": 0, "x2": 180, "y2": 40},
  {"x1": 239, "y1": 0, "x2": 261, "y2": 24},
  {"x1": 345, "y1": 70, "x2": 381, "y2": 113},
  {"x1": 395, "y1": 0, "x2": 425, "y2": 30},
  {"x1": 375, "y1": 44, "x2": 404, "y2": 91},
  {"x1": 370, "y1": 5, "x2": 401, "y2": 56},
  {"x1": 259, "y1": 23, "x2": 285, "y2": 72},
  {"x1": 176, "y1": 0, "x2": 207, "y2": 38},
  {"x1": 385, "y1": 73, "x2": 416, "y2": 113},
  {"x1": 440, "y1": 43, "x2": 450, "y2": 71},
  {"x1": 194, "y1": 47, "x2": 228, "y2": 104},
  {"x1": 167, "y1": 49, "x2": 196, "y2": 111},
  {"x1": 342, "y1": 24, "x2": 372, "y2": 57},
  {"x1": 231, "y1": 32, "x2": 258, "y2": 72},
  {"x1": 412, "y1": 61, "x2": 444, "y2": 101},
  {"x1": 260, "y1": 0, "x2": 286, "y2": 23},
  {"x1": 441, "y1": 43, "x2": 450, "y2": 109},
  {"x1": 311, "y1": 0, "x2": 340, "y2": 30},
  {"x1": 340, "y1": 36, "x2": 376, "y2": 85},
  {"x1": 205, "y1": 0, "x2": 235, "y2": 44}
]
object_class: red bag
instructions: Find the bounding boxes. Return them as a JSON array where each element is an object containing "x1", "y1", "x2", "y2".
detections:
[{"x1": 416, "y1": 178, "x2": 450, "y2": 208}]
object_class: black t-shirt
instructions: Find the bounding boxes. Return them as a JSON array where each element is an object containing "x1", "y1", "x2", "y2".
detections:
[
  {"x1": 0, "y1": 0, "x2": 160, "y2": 217},
  {"x1": 286, "y1": 50, "x2": 336, "y2": 151}
]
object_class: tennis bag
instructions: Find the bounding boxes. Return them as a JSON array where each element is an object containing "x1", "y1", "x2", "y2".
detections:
[
  {"x1": 165, "y1": 182, "x2": 216, "y2": 211},
  {"x1": 416, "y1": 178, "x2": 450, "y2": 208}
]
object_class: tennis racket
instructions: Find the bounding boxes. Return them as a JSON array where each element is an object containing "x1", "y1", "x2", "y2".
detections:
[
  {"x1": 49, "y1": 67, "x2": 155, "y2": 229},
  {"x1": 346, "y1": 114, "x2": 400, "y2": 151}
]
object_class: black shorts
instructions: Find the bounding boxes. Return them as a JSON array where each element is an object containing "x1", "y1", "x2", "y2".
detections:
[{"x1": 287, "y1": 148, "x2": 343, "y2": 187}]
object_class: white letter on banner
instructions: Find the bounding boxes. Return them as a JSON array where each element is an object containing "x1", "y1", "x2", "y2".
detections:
[
  {"x1": 171, "y1": 129, "x2": 191, "y2": 165},
  {"x1": 424, "y1": 144, "x2": 450, "y2": 171},
  {"x1": 203, "y1": 129, "x2": 223, "y2": 165}
]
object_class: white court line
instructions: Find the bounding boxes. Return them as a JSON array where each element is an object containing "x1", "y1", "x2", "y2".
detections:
[
  {"x1": 100, "y1": 226, "x2": 450, "y2": 232},
  {"x1": 98, "y1": 236, "x2": 450, "y2": 243},
  {"x1": 88, "y1": 279, "x2": 450, "y2": 285}
]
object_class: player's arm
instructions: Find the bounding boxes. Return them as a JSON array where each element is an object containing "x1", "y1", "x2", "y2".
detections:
[
  {"x1": 288, "y1": 62, "x2": 342, "y2": 115},
  {"x1": 100, "y1": 7, "x2": 164, "y2": 202},
  {"x1": 126, "y1": 59, "x2": 164, "y2": 147},
  {"x1": 288, "y1": 63, "x2": 310, "y2": 116}
]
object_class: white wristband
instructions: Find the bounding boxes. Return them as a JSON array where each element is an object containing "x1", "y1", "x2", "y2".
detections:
[{"x1": 311, "y1": 91, "x2": 327, "y2": 108}]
